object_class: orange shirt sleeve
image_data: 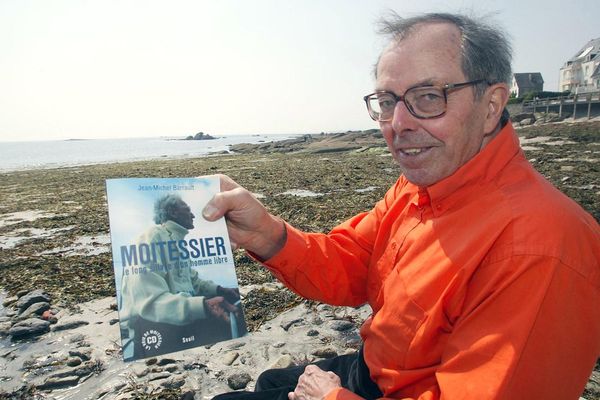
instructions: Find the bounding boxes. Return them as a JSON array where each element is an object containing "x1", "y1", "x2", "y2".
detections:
[{"x1": 262, "y1": 178, "x2": 406, "y2": 306}]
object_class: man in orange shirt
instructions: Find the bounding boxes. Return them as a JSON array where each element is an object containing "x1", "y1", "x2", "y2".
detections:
[{"x1": 206, "y1": 12, "x2": 600, "y2": 400}]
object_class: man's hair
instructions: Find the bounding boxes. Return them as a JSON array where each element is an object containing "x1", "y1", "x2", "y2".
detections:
[
  {"x1": 153, "y1": 194, "x2": 183, "y2": 224},
  {"x1": 376, "y1": 12, "x2": 512, "y2": 97}
]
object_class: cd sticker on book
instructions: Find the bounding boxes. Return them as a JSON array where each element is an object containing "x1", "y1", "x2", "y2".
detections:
[{"x1": 141, "y1": 329, "x2": 163, "y2": 351}]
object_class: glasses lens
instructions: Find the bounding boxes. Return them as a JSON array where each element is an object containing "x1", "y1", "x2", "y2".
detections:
[
  {"x1": 367, "y1": 93, "x2": 396, "y2": 121},
  {"x1": 405, "y1": 86, "x2": 446, "y2": 118}
]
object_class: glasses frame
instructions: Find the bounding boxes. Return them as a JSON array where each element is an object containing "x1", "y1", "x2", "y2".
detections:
[{"x1": 363, "y1": 79, "x2": 488, "y2": 121}]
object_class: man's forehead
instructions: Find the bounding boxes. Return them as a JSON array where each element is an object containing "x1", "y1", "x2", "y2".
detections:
[{"x1": 376, "y1": 22, "x2": 463, "y2": 83}]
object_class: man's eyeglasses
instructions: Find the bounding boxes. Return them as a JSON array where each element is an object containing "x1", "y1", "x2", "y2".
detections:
[{"x1": 363, "y1": 79, "x2": 487, "y2": 121}]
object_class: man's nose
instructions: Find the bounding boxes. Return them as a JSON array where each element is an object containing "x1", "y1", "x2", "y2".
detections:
[{"x1": 391, "y1": 100, "x2": 419, "y2": 134}]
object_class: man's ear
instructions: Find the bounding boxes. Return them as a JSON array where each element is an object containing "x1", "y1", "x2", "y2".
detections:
[{"x1": 483, "y1": 83, "x2": 510, "y2": 134}]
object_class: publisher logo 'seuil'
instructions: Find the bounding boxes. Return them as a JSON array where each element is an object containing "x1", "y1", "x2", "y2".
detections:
[{"x1": 141, "y1": 329, "x2": 163, "y2": 351}]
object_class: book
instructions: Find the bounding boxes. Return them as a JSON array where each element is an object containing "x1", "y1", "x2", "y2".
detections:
[{"x1": 106, "y1": 176, "x2": 247, "y2": 361}]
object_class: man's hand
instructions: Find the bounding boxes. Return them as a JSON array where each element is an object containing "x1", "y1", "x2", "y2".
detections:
[
  {"x1": 288, "y1": 365, "x2": 342, "y2": 400},
  {"x1": 217, "y1": 286, "x2": 240, "y2": 304},
  {"x1": 202, "y1": 174, "x2": 287, "y2": 260},
  {"x1": 204, "y1": 296, "x2": 238, "y2": 323}
]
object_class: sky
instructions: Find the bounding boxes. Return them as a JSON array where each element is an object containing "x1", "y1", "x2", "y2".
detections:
[{"x1": 1, "y1": 0, "x2": 598, "y2": 142}]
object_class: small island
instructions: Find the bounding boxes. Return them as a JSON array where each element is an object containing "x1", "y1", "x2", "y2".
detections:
[{"x1": 184, "y1": 131, "x2": 216, "y2": 140}]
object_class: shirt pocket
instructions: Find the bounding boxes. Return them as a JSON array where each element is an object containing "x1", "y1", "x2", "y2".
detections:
[{"x1": 369, "y1": 268, "x2": 428, "y2": 370}]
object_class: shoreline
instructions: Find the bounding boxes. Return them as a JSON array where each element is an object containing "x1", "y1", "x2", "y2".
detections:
[{"x1": 0, "y1": 133, "x2": 305, "y2": 174}]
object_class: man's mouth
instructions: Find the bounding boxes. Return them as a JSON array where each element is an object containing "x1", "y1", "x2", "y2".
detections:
[{"x1": 399, "y1": 147, "x2": 431, "y2": 156}]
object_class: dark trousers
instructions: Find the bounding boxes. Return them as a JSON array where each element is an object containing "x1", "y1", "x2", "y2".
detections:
[{"x1": 212, "y1": 347, "x2": 382, "y2": 400}]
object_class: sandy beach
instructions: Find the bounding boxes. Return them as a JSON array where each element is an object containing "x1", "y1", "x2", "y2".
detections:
[{"x1": 0, "y1": 121, "x2": 599, "y2": 399}]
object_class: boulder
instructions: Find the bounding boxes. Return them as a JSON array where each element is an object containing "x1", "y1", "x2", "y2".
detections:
[
  {"x1": 17, "y1": 301, "x2": 50, "y2": 320},
  {"x1": 8, "y1": 318, "x2": 50, "y2": 339},
  {"x1": 15, "y1": 290, "x2": 50, "y2": 311}
]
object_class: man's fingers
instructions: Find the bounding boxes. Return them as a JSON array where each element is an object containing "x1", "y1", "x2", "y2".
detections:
[{"x1": 203, "y1": 187, "x2": 253, "y2": 221}]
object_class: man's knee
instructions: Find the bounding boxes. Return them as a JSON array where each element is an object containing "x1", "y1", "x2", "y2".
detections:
[{"x1": 255, "y1": 366, "x2": 302, "y2": 392}]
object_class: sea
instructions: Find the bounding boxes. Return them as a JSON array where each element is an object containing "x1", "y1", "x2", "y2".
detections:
[{"x1": 0, "y1": 134, "x2": 300, "y2": 172}]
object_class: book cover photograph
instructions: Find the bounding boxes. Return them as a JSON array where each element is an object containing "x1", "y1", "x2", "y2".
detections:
[{"x1": 106, "y1": 176, "x2": 247, "y2": 362}]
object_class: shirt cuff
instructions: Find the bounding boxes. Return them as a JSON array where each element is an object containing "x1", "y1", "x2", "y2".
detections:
[{"x1": 248, "y1": 222, "x2": 308, "y2": 287}]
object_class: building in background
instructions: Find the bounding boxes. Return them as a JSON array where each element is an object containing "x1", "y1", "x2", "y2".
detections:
[
  {"x1": 511, "y1": 73, "x2": 544, "y2": 98},
  {"x1": 559, "y1": 38, "x2": 600, "y2": 94}
]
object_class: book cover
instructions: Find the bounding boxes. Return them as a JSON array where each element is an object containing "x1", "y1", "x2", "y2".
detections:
[{"x1": 106, "y1": 176, "x2": 247, "y2": 361}]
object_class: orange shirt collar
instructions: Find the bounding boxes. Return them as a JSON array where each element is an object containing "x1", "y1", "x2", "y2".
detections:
[{"x1": 405, "y1": 122, "x2": 522, "y2": 215}]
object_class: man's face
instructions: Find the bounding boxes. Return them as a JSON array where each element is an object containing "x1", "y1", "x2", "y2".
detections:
[
  {"x1": 376, "y1": 23, "x2": 493, "y2": 187},
  {"x1": 170, "y1": 200, "x2": 195, "y2": 229}
]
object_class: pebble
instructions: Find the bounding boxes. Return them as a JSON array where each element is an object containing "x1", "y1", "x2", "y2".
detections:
[
  {"x1": 270, "y1": 354, "x2": 294, "y2": 369},
  {"x1": 69, "y1": 348, "x2": 92, "y2": 361},
  {"x1": 227, "y1": 372, "x2": 252, "y2": 390},
  {"x1": 161, "y1": 376, "x2": 186, "y2": 389},
  {"x1": 222, "y1": 352, "x2": 240, "y2": 366},
  {"x1": 281, "y1": 318, "x2": 303, "y2": 331},
  {"x1": 157, "y1": 358, "x2": 177, "y2": 366},
  {"x1": 66, "y1": 357, "x2": 82, "y2": 367},
  {"x1": 329, "y1": 320, "x2": 355, "y2": 332},
  {"x1": 51, "y1": 320, "x2": 89, "y2": 332}
]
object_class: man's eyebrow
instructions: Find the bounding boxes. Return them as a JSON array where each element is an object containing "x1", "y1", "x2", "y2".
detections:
[{"x1": 375, "y1": 79, "x2": 440, "y2": 92}]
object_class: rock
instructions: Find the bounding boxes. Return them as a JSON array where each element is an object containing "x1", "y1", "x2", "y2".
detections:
[
  {"x1": 512, "y1": 113, "x2": 535, "y2": 123},
  {"x1": 2, "y1": 296, "x2": 18, "y2": 307},
  {"x1": 160, "y1": 376, "x2": 186, "y2": 389},
  {"x1": 16, "y1": 289, "x2": 51, "y2": 311},
  {"x1": 227, "y1": 372, "x2": 252, "y2": 390},
  {"x1": 270, "y1": 354, "x2": 294, "y2": 369},
  {"x1": 329, "y1": 320, "x2": 355, "y2": 332},
  {"x1": 165, "y1": 364, "x2": 178, "y2": 373},
  {"x1": 0, "y1": 321, "x2": 12, "y2": 336},
  {"x1": 131, "y1": 364, "x2": 150, "y2": 378},
  {"x1": 16, "y1": 301, "x2": 50, "y2": 320},
  {"x1": 222, "y1": 351, "x2": 240, "y2": 366},
  {"x1": 519, "y1": 118, "x2": 534, "y2": 126},
  {"x1": 51, "y1": 320, "x2": 89, "y2": 332},
  {"x1": 147, "y1": 371, "x2": 171, "y2": 382},
  {"x1": 183, "y1": 361, "x2": 207, "y2": 371},
  {"x1": 146, "y1": 357, "x2": 158, "y2": 366},
  {"x1": 69, "y1": 348, "x2": 92, "y2": 361},
  {"x1": 180, "y1": 391, "x2": 196, "y2": 400},
  {"x1": 311, "y1": 347, "x2": 338, "y2": 359},
  {"x1": 186, "y1": 132, "x2": 216, "y2": 140},
  {"x1": 281, "y1": 318, "x2": 303, "y2": 331},
  {"x1": 273, "y1": 341, "x2": 286, "y2": 348},
  {"x1": 69, "y1": 333, "x2": 87, "y2": 343},
  {"x1": 157, "y1": 358, "x2": 177, "y2": 366},
  {"x1": 307, "y1": 329, "x2": 319, "y2": 337},
  {"x1": 8, "y1": 318, "x2": 50, "y2": 338},
  {"x1": 37, "y1": 375, "x2": 80, "y2": 390},
  {"x1": 227, "y1": 341, "x2": 246, "y2": 350},
  {"x1": 66, "y1": 357, "x2": 82, "y2": 367}
]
